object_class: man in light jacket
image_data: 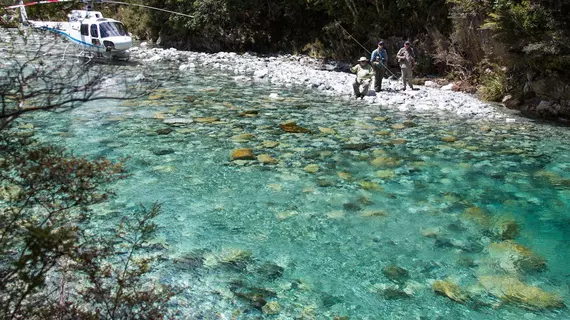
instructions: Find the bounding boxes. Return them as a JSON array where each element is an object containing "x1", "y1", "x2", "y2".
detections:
[{"x1": 351, "y1": 57, "x2": 374, "y2": 99}]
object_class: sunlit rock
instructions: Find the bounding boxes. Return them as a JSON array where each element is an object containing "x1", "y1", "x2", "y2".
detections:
[
  {"x1": 337, "y1": 172, "x2": 352, "y2": 181},
  {"x1": 421, "y1": 227, "x2": 441, "y2": 238},
  {"x1": 371, "y1": 156, "x2": 401, "y2": 167},
  {"x1": 279, "y1": 121, "x2": 311, "y2": 133},
  {"x1": 432, "y1": 280, "x2": 468, "y2": 303},
  {"x1": 262, "y1": 301, "x2": 281, "y2": 315},
  {"x1": 359, "y1": 181, "x2": 383, "y2": 191},
  {"x1": 376, "y1": 170, "x2": 396, "y2": 179},
  {"x1": 276, "y1": 211, "x2": 297, "y2": 220},
  {"x1": 478, "y1": 275, "x2": 565, "y2": 310},
  {"x1": 231, "y1": 148, "x2": 255, "y2": 161},
  {"x1": 204, "y1": 248, "x2": 253, "y2": 269},
  {"x1": 304, "y1": 164, "x2": 320, "y2": 173},
  {"x1": 261, "y1": 141, "x2": 280, "y2": 149},
  {"x1": 488, "y1": 241, "x2": 546, "y2": 272},
  {"x1": 195, "y1": 117, "x2": 220, "y2": 123},
  {"x1": 389, "y1": 139, "x2": 408, "y2": 145},
  {"x1": 232, "y1": 133, "x2": 256, "y2": 142},
  {"x1": 373, "y1": 116, "x2": 389, "y2": 122},
  {"x1": 0, "y1": 184, "x2": 23, "y2": 201},
  {"x1": 318, "y1": 127, "x2": 336, "y2": 135},
  {"x1": 441, "y1": 135, "x2": 457, "y2": 143},
  {"x1": 258, "y1": 154, "x2": 279, "y2": 164},
  {"x1": 391, "y1": 123, "x2": 406, "y2": 130}
]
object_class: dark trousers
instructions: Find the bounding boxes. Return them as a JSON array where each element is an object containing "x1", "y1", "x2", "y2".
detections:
[{"x1": 372, "y1": 62, "x2": 385, "y2": 91}]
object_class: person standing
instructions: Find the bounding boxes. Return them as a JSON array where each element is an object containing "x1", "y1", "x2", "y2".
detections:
[
  {"x1": 350, "y1": 57, "x2": 374, "y2": 99},
  {"x1": 370, "y1": 41, "x2": 388, "y2": 92},
  {"x1": 396, "y1": 40, "x2": 416, "y2": 90}
]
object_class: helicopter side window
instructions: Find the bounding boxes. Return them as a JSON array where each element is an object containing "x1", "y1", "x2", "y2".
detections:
[
  {"x1": 90, "y1": 24, "x2": 99, "y2": 38},
  {"x1": 80, "y1": 24, "x2": 89, "y2": 36}
]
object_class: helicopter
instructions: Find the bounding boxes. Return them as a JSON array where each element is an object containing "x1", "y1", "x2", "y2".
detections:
[{"x1": 4, "y1": 0, "x2": 193, "y2": 60}]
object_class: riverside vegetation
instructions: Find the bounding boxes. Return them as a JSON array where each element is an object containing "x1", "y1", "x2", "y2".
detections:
[
  {"x1": 0, "y1": 31, "x2": 178, "y2": 319},
  {"x1": 2, "y1": 0, "x2": 568, "y2": 118}
]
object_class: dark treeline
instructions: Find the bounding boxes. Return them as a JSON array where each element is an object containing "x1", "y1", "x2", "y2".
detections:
[
  {"x1": 113, "y1": 0, "x2": 570, "y2": 114},
  {"x1": 2, "y1": 0, "x2": 570, "y2": 116}
]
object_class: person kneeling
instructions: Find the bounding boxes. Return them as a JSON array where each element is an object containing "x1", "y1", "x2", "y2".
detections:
[{"x1": 351, "y1": 57, "x2": 373, "y2": 99}]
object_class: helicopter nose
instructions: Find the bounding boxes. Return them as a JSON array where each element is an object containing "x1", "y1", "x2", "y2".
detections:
[{"x1": 105, "y1": 36, "x2": 132, "y2": 50}]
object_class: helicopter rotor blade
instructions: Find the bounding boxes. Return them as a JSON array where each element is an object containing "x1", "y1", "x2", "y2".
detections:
[
  {"x1": 4, "y1": 0, "x2": 75, "y2": 9},
  {"x1": 101, "y1": 1, "x2": 194, "y2": 18}
]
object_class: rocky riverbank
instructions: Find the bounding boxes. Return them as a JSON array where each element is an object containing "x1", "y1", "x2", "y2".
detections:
[{"x1": 128, "y1": 46, "x2": 509, "y2": 120}]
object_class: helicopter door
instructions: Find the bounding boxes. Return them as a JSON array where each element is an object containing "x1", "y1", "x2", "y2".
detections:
[
  {"x1": 80, "y1": 23, "x2": 90, "y2": 44},
  {"x1": 90, "y1": 24, "x2": 100, "y2": 46}
]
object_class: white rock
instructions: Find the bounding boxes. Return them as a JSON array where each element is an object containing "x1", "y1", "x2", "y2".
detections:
[
  {"x1": 441, "y1": 83, "x2": 455, "y2": 91},
  {"x1": 254, "y1": 68, "x2": 269, "y2": 78},
  {"x1": 269, "y1": 93, "x2": 279, "y2": 99},
  {"x1": 424, "y1": 81, "x2": 440, "y2": 88}
]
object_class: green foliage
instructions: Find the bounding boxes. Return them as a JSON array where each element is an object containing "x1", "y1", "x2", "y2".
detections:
[
  {"x1": 478, "y1": 65, "x2": 507, "y2": 101},
  {"x1": 0, "y1": 32, "x2": 177, "y2": 320}
]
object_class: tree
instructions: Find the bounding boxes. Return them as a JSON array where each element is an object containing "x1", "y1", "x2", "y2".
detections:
[{"x1": 0, "y1": 28, "x2": 178, "y2": 319}]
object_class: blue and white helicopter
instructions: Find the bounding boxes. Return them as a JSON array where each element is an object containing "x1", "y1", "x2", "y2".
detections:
[{"x1": 4, "y1": 0, "x2": 192, "y2": 60}]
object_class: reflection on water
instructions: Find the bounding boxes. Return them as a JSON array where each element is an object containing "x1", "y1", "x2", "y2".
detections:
[{"x1": 23, "y1": 63, "x2": 570, "y2": 319}]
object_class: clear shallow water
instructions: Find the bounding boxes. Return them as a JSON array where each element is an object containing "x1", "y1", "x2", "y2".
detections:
[{"x1": 21, "y1": 62, "x2": 570, "y2": 319}]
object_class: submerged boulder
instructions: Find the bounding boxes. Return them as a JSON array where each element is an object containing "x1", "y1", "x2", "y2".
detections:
[
  {"x1": 231, "y1": 148, "x2": 255, "y2": 161},
  {"x1": 479, "y1": 275, "x2": 565, "y2": 310},
  {"x1": 433, "y1": 280, "x2": 469, "y2": 304},
  {"x1": 488, "y1": 240, "x2": 546, "y2": 273},
  {"x1": 279, "y1": 121, "x2": 311, "y2": 133},
  {"x1": 382, "y1": 265, "x2": 410, "y2": 284}
]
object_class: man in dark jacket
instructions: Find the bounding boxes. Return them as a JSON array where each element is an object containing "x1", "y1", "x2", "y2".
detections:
[{"x1": 370, "y1": 41, "x2": 388, "y2": 92}]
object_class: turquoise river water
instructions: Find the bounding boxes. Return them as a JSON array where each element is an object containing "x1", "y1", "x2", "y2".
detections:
[{"x1": 20, "y1": 61, "x2": 570, "y2": 319}]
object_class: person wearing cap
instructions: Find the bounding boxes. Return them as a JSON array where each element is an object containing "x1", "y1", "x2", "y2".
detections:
[
  {"x1": 396, "y1": 40, "x2": 416, "y2": 90},
  {"x1": 350, "y1": 57, "x2": 373, "y2": 99},
  {"x1": 370, "y1": 41, "x2": 388, "y2": 92}
]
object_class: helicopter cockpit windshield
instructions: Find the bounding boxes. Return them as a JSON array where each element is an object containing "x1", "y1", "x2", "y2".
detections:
[{"x1": 99, "y1": 22, "x2": 129, "y2": 38}]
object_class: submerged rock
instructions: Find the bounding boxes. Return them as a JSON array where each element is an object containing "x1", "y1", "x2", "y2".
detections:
[
  {"x1": 304, "y1": 164, "x2": 320, "y2": 173},
  {"x1": 279, "y1": 121, "x2": 311, "y2": 133},
  {"x1": 462, "y1": 207, "x2": 492, "y2": 228},
  {"x1": 204, "y1": 248, "x2": 253, "y2": 269},
  {"x1": 479, "y1": 275, "x2": 565, "y2": 310},
  {"x1": 441, "y1": 135, "x2": 458, "y2": 143},
  {"x1": 371, "y1": 157, "x2": 401, "y2": 167},
  {"x1": 382, "y1": 265, "x2": 410, "y2": 284},
  {"x1": 488, "y1": 240, "x2": 546, "y2": 272},
  {"x1": 262, "y1": 301, "x2": 282, "y2": 315},
  {"x1": 0, "y1": 184, "x2": 23, "y2": 201},
  {"x1": 156, "y1": 127, "x2": 173, "y2": 135},
  {"x1": 195, "y1": 117, "x2": 220, "y2": 123},
  {"x1": 432, "y1": 280, "x2": 469, "y2": 304},
  {"x1": 491, "y1": 216, "x2": 520, "y2": 240},
  {"x1": 360, "y1": 210, "x2": 388, "y2": 218},
  {"x1": 231, "y1": 148, "x2": 255, "y2": 161},
  {"x1": 382, "y1": 287, "x2": 411, "y2": 300},
  {"x1": 257, "y1": 154, "x2": 279, "y2": 164},
  {"x1": 262, "y1": 141, "x2": 280, "y2": 148}
]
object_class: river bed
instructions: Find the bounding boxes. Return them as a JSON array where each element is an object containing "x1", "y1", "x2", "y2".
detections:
[{"x1": 12, "y1": 42, "x2": 570, "y2": 319}]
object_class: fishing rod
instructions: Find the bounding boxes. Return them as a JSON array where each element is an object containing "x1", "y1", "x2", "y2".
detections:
[{"x1": 334, "y1": 19, "x2": 398, "y2": 79}]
